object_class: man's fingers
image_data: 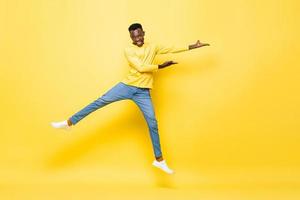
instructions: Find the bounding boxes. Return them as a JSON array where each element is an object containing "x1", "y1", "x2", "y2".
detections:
[
  {"x1": 200, "y1": 43, "x2": 210, "y2": 47},
  {"x1": 164, "y1": 61, "x2": 178, "y2": 66}
]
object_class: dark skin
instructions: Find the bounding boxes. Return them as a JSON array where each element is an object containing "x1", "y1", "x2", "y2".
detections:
[{"x1": 67, "y1": 27, "x2": 210, "y2": 162}]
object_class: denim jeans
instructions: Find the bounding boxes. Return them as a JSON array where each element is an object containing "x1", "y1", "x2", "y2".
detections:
[{"x1": 69, "y1": 82, "x2": 162, "y2": 158}]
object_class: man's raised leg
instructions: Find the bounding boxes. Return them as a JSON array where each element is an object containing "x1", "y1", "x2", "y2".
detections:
[{"x1": 51, "y1": 82, "x2": 133, "y2": 129}]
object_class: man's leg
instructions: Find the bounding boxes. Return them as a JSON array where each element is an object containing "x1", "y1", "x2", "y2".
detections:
[
  {"x1": 68, "y1": 82, "x2": 133, "y2": 126},
  {"x1": 132, "y1": 87, "x2": 174, "y2": 174},
  {"x1": 132, "y1": 88, "x2": 163, "y2": 160},
  {"x1": 51, "y1": 82, "x2": 133, "y2": 129}
]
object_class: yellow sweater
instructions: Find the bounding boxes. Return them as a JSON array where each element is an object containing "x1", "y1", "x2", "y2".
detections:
[{"x1": 121, "y1": 42, "x2": 189, "y2": 89}]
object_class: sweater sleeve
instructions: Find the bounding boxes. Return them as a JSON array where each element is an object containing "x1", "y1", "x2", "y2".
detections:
[
  {"x1": 124, "y1": 48, "x2": 159, "y2": 73},
  {"x1": 155, "y1": 44, "x2": 190, "y2": 54}
]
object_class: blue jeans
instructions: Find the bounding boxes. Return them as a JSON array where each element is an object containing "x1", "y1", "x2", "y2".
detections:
[{"x1": 69, "y1": 82, "x2": 162, "y2": 158}]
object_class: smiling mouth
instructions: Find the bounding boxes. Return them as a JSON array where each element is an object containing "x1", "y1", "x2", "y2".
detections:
[{"x1": 136, "y1": 41, "x2": 144, "y2": 46}]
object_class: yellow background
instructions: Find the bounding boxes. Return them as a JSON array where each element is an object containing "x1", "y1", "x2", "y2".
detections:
[{"x1": 1, "y1": 0, "x2": 299, "y2": 199}]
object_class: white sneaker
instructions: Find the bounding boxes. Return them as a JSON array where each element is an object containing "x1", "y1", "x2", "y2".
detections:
[
  {"x1": 152, "y1": 160, "x2": 174, "y2": 174},
  {"x1": 50, "y1": 120, "x2": 71, "y2": 131}
]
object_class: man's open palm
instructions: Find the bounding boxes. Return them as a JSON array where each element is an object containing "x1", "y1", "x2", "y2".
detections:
[
  {"x1": 159, "y1": 61, "x2": 178, "y2": 69},
  {"x1": 189, "y1": 40, "x2": 210, "y2": 49}
]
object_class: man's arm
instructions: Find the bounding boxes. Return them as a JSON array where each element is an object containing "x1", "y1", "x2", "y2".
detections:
[
  {"x1": 155, "y1": 40, "x2": 209, "y2": 69},
  {"x1": 188, "y1": 40, "x2": 210, "y2": 50},
  {"x1": 124, "y1": 48, "x2": 159, "y2": 73},
  {"x1": 156, "y1": 40, "x2": 210, "y2": 54},
  {"x1": 156, "y1": 44, "x2": 189, "y2": 54}
]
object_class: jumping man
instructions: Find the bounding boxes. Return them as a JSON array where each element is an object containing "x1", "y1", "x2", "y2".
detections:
[{"x1": 51, "y1": 23, "x2": 209, "y2": 174}]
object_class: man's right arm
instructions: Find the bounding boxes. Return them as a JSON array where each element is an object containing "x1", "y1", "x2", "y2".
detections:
[{"x1": 124, "y1": 48, "x2": 159, "y2": 73}]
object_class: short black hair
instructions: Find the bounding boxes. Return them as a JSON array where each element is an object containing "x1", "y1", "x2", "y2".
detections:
[{"x1": 128, "y1": 23, "x2": 143, "y2": 32}]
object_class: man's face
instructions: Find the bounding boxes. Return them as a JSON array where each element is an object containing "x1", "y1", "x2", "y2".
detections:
[{"x1": 130, "y1": 28, "x2": 145, "y2": 47}]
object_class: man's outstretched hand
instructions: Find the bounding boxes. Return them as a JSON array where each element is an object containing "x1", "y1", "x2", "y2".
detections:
[
  {"x1": 189, "y1": 40, "x2": 210, "y2": 50},
  {"x1": 158, "y1": 61, "x2": 178, "y2": 69}
]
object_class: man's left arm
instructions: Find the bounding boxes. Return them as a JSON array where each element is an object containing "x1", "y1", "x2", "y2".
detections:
[
  {"x1": 188, "y1": 40, "x2": 210, "y2": 50},
  {"x1": 156, "y1": 40, "x2": 210, "y2": 54}
]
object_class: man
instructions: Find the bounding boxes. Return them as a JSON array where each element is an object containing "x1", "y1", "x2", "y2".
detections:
[{"x1": 51, "y1": 23, "x2": 209, "y2": 174}]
